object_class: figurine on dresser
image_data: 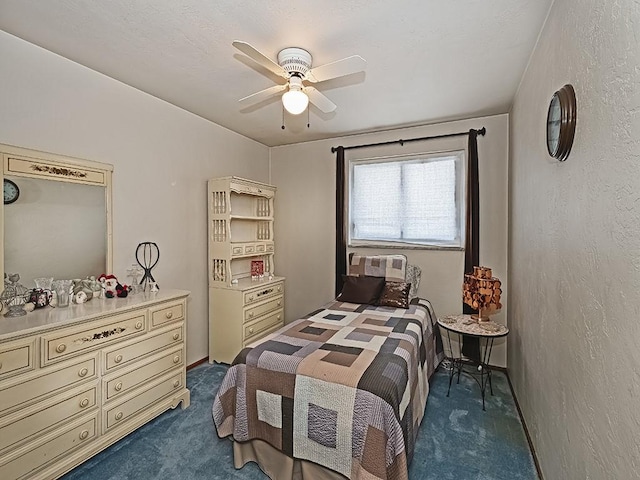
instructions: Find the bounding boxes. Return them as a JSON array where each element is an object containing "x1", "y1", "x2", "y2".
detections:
[{"x1": 97, "y1": 274, "x2": 130, "y2": 298}]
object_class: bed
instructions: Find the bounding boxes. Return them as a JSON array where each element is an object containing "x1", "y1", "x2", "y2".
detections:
[{"x1": 213, "y1": 254, "x2": 444, "y2": 480}]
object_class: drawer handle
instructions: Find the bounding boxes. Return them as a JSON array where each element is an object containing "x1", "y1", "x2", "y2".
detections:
[
  {"x1": 115, "y1": 411, "x2": 123, "y2": 421},
  {"x1": 135, "y1": 321, "x2": 143, "y2": 330},
  {"x1": 80, "y1": 398, "x2": 90, "y2": 408},
  {"x1": 248, "y1": 327, "x2": 254, "y2": 334},
  {"x1": 248, "y1": 295, "x2": 254, "y2": 301},
  {"x1": 166, "y1": 311, "x2": 173, "y2": 319},
  {"x1": 277, "y1": 301, "x2": 281, "y2": 306},
  {"x1": 114, "y1": 354, "x2": 123, "y2": 364},
  {"x1": 248, "y1": 312, "x2": 254, "y2": 318},
  {"x1": 173, "y1": 355, "x2": 180, "y2": 364},
  {"x1": 277, "y1": 315, "x2": 281, "y2": 321},
  {"x1": 56, "y1": 344, "x2": 67, "y2": 354},
  {"x1": 173, "y1": 380, "x2": 180, "y2": 388},
  {"x1": 277, "y1": 286, "x2": 282, "y2": 292},
  {"x1": 78, "y1": 367, "x2": 89, "y2": 377},
  {"x1": 79, "y1": 430, "x2": 89, "y2": 441},
  {"x1": 115, "y1": 382, "x2": 123, "y2": 391},
  {"x1": 172, "y1": 333, "x2": 180, "y2": 341}
]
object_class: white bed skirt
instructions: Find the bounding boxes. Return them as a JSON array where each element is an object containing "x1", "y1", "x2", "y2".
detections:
[{"x1": 233, "y1": 439, "x2": 347, "y2": 480}]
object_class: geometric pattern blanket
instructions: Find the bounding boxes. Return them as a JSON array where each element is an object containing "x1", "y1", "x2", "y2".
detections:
[{"x1": 213, "y1": 298, "x2": 443, "y2": 480}]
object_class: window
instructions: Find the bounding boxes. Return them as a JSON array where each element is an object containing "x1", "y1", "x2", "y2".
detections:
[{"x1": 349, "y1": 151, "x2": 465, "y2": 248}]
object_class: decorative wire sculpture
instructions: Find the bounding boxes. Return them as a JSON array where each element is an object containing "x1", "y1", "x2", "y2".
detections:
[
  {"x1": 1, "y1": 273, "x2": 30, "y2": 317},
  {"x1": 136, "y1": 242, "x2": 160, "y2": 292}
]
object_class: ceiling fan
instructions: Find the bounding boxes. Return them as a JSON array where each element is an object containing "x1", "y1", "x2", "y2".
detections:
[{"x1": 233, "y1": 41, "x2": 366, "y2": 115}]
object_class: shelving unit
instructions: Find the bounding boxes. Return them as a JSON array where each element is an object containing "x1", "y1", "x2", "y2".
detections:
[{"x1": 207, "y1": 176, "x2": 285, "y2": 364}]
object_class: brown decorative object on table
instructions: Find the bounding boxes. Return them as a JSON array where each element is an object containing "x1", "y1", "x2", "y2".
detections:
[{"x1": 462, "y1": 266, "x2": 502, "y2": 322}]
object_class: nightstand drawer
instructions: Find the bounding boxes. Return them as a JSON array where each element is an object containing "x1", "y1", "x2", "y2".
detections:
[
  {"x1": 0, "y1": 384, "x2": 97, "y2": 453},
  {"x1": 0, "y1": 355, "x2": 97, "y2": 415},
  {"x1": 150, "y1": 301, "x2": 184, "y2": 328},
  {"x1": 104, "y1": 347, "x2": 183, "y2": 400},
  {"x1": 244, "y1": 295, "x2": 283, "y2": 322},
  {"x1": 104, "y1": 323, "x2": 183, "y2": 371},
  {"x1": 43, "y1": 310, "x2": 146, "y2": 364},
  {"x1": 244, "y1": 309, "x2": 283, "y2": 342},
  {"x1": 104, "y1": 371, "x2": 183, "y2": 431},
  {"x1": 0, "y1": 337, "x2": 35, "y2": 380},
  {"x1": 243, "y1": 282, "x2": 284, "y2": 306},
  {"x1": 0, "y1": 413, "x2": 97, "y2": 480}
]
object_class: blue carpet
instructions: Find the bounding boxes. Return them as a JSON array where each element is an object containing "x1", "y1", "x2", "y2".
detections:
[{"x1": 63, "y1": 362, "x2": 538, "y2": 480}]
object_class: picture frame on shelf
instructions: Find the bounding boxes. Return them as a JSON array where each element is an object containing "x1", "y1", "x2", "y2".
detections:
[{"x1": 251, "y1": 260, "x2": 264, "y2": 279}]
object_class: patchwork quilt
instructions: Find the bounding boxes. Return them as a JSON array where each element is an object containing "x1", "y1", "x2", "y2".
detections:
[{"x1": 213, "y1": 299, "x2": 443, "y2": 480}]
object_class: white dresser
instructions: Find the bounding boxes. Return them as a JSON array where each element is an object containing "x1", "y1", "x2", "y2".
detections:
[
  {"x1": 207, "y1": 177, "x2": 285, "y2": 364},
  {"x1": 0, "y1": 289, "x2": 190, "y2": 480}
]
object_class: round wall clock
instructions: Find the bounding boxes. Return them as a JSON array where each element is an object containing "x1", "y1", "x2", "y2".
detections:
[
  {"x1": 3, "y1": 178, "x2": 19, "y2": 204},
  {"x1": 546, "y1": 84, "x2": 577, "y2": 161}
]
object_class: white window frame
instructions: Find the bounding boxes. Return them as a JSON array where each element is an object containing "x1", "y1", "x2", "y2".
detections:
[{"x1": 348, "y1": 150, "x2": 466, "y2": 249}]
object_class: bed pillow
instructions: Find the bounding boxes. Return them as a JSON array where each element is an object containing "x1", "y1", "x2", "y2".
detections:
[
  {"x1": 405, "y1": 264, "x2": 422, "y2": 300},
  {"x1": 348, "y1": 253, "x2": 407, "y2": 282},
  {"x1": 377, "y1": 281, "x2": 411, "y2": 308},
  {"x1": 337, "y1": 275, "x2": 385, "y2": 304}
]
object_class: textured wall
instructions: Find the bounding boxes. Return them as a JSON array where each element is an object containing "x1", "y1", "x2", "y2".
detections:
[
  {"x1": 0, "y1": 31, "x2": 270, "y2": 365},
  {"x1": 271, "y1": 114, "x2": 509, "y2": 366},
  {"x1": 509, "y1": 0, "x2": 640, "y2": 478}
]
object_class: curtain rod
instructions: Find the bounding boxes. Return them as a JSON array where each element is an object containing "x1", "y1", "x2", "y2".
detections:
[{"x1": 330, "y1": 127, "x2": 486, "y2": 153}]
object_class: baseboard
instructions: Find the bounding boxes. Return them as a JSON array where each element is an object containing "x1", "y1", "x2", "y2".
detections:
[
  {"x1": 505, "y1": 369, "x2": 544, "y2": 480},
  {"x1": 187, "y1": 357, "x2": 209, "y2": 370}
]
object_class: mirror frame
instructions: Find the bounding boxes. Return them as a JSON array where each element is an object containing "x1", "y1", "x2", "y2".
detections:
[{"x1": 0, "y1": 143, "x2": 113, "y2": 285}]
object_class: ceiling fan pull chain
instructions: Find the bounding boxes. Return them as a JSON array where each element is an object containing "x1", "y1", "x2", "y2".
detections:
[
  {"x1": 307, "y1": 107, "x2": 310, "y2": 129},
  {"x1": 281, "y1": 105, "x2": 285, "y2": 130}
]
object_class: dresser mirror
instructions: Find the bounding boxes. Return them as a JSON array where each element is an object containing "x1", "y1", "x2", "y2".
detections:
[{"x1": 0, "y1": 144, "x2": 113, "y2": 289}]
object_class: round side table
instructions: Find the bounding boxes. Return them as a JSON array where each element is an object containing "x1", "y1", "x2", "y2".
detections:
[{"x1": 437, "y1": 314, "x2": 509, "y2": 410}]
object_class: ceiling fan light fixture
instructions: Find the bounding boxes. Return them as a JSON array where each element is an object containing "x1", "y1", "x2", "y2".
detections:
[
  {"x1": 282, "y1": 89, "x2": 308, "y2": 115},
  {"x1": 282, "y1": 76, "x2": 308, "y2": 115}
]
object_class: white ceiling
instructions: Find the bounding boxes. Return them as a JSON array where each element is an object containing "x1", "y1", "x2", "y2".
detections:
[{"x1": 0, "y1": 0, "x2": 552, "y2": 147}]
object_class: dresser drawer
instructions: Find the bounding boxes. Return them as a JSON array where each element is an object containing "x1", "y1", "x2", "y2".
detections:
[
  {"x1": 104, "y1": 323, "x2": 183, "y2": 371},
  {"x1": 0, "y1": 413, "x2": 97, "y2": 480},
  {"x1": 42, "y1": 310, "x2": 146, "y2": 364},
  {"x1": 244, "y1": 309, "x2": 283, "y2": 342},
  {"x1": 243, "y1": 282, "x2": 284, "y2": 306},
  {"x1": 104, "y1": 371, "x2": 183, "y2": 431},
  {"x1": 104, "y1": 347, "x2": 184, "y2": 401},
  {"x1": 0, "y1": 384, "x2": 97, "y2": 453},
  {"x1": 0, "y1": 354, "x2": 97, "y2": 415},
  {"x1": 150, "y1": 301, "x2": 184, "y2": 328},
  {"x1": 0, "y1": 337, "x2": 36, "y2": 380},
  {"x1": 244, "y1": 295, "x2": 283, "y2": 323}
]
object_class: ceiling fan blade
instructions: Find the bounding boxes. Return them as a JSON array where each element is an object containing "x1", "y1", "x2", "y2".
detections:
[
  {"x1": 306, "y1": 55, "x2": 366, "y2": 83},
  {"x1": 232, "y1": 41, "x2": 288, "y2": 79},
  {"x1": 304, "y1": 87, "x2": 337, "y2": 113},
  {"x1": 239, "y1": 84, "x2": 287, "y2": 104}
]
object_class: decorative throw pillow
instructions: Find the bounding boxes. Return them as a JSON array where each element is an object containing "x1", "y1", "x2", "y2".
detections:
[
  {"x1": 377, "y1": 281, "x2": 411, "y2": 308},
  {"x1": 405, "y1": 264, "x2": 422, "y2": 300},
  {"x1": 337, "y1": 275, "x2": 385, "y2": 304},
  {"x1": 348, "y1": 253, "x2": 407, "y2": 282}
]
